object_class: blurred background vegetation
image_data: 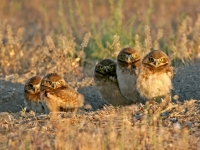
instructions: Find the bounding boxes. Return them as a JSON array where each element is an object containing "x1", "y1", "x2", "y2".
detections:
[{"x1": 0, "y1": 0, "x2": 200, "y2": 76}]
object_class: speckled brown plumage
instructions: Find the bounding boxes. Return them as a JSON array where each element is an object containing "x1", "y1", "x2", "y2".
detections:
[
  {"x1": 94, "y1": 59, "x2": 133, "y2": 106},
  {"x1": 24, "y1": 76, "x2": 45, "y2": 113},
  {"x1": 116, "y1": 47, "x2": 144, "y2": 103},
  {"x1": 40, "y1": 73, "x2": 84, "y2": 114},
  {"x1": 136, "y1": 50, "x2": 174, "y2": 107}
]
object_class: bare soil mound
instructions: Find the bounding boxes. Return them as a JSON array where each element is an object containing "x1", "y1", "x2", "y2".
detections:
[
  {"x1": 0, "y1": 63, "x2": 199, "y2": 113},
  {"x1": 0, "y1": 64, "x2": 199, "y2": 149},
  {"x1": 173, "y1": 63, "x2": 200, "y2": 101}
]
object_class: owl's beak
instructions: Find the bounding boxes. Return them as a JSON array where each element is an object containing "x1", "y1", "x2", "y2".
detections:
[
  {"x1": 126, "y1": 57, "x2": 131, "y2": 63},
  {"x1": 105, "y1": 68, "x2": 108, "y2": 73},
  {"x1": 33, "y1": 87, "x2": 37, "y2": 93},
  {"x1": 33, "y1": 87, "x2": 38, "y2": 93},
  {"x1": 53, "y1": 83, "x2": 57, "y2": 89},
  {"x1": 154, "y1": 61, "x2": 159, "y2": 67}
]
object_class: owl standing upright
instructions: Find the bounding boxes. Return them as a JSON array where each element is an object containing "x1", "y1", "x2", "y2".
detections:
[
  {"x1": 24, "y1": 76, "x2": 45, "y2": 113},
  {"x1": 136, "y1": 50, "x2": 173, "y2": 107},
  {"x1": 94, "y1": 59, "x2": 133, "y2": 106},
  {"x1": 117, "y1": 47, "x2": 143, "y2": 103},
  {"x1": 40, "y1": 73, "x2": 84, "y2": 114}
]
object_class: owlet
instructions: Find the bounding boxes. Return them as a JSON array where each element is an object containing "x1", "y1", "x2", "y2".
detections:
[
  {"x1": 117, "y1": 47, "x2": 144, "y2": 103},
  {"x1": 24, "y1": 76, "x2": 45, "y2": 113},
  {"x1": 94, "y1": 59, "x2": 133, "y2": 106},
  {"x1": 40, "y1": 73, "x2": 84, "y2": 114},
  {"x1": 136, "y1": 50, "x2": 173, "y2": 107}
]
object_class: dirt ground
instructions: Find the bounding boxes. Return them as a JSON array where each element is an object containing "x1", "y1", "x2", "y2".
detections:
[
  {"x1": 0, "y1": 62, "x2": 199, "y2": 149},
  {"x1": 0, "y1": 63, "x2": 200, "y2": 113}
]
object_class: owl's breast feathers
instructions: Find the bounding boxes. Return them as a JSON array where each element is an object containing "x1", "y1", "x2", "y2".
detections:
[
  {"x1": 24, "y1": 92, "x2": 41, "y2": 102},
  {"x1": 136, "y1": 66, "x2": 173, "y2": 99},
  {"x1": 95, "y1": 76, "x2": 132, "y2": 106},
  {"x1": 94, "y1": 73, "x2": 118, "y2": 85}
]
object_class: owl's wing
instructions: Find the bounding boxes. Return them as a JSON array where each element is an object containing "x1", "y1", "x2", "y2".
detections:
[
  {"x1": 166, "y1": 66, "x2": 174, "y2": 79},
  {"x1": 46, "y1": 87, "x2": 84, "y2": 108},
  {"x1": 24, "y1": 92, "x2": 41, "y2": 102}
]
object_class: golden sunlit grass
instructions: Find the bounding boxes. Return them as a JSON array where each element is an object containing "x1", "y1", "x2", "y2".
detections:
[
  {"x1": 0, "y1": 100, "x2": 199, "y2": 149},
  {"x1": 0, "y1": 0, "x2": 200, "y2": 149},
  {"x1": 0, "y1": 24, "x2": 88, "y2": 79}
]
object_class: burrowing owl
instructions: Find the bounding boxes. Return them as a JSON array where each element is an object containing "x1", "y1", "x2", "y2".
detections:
[
  {"x1": 94, "y1": 59, "x2": 133, "y2": 106},
  {"x1": 117, "y1": 47, "x2": 143, "y2": 103},
  {"x1": 136, "y1": 50, "x2": 173, "y2": 107},
  {"x1": 24, "y1": 76, "x2": 45, "y2": 113},
  {"x1": 40, "y1": 73, "x2": 84, "y2": 114}
]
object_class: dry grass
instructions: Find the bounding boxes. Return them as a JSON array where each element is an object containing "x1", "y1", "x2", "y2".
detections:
[
  {"x1": 0, "y1": 0, "x2": 200, "y2": 75},
  {"x1": 0, "y1": 100, "x2": 199, "y2": 150},
  {"x1": 0, "y1": 0, "x2": 200, "y2": 149},
  {"x1": 0, "y1": 24, "x2": 87, "y2": 80}
]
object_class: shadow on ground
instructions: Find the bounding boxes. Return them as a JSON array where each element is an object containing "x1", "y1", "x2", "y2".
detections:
[
  {"x1": 0, "y1": 80, "x2": 24, "y2": 113},
  {"x1": 78, "y1": 86, "x2": 106, "y2": 111},
  {"x1": 172, "y1": 63, "x2": 200, "y2": 101},
  {"x1": 0, "y1": 62, "x2": 199, "y2": 113}
]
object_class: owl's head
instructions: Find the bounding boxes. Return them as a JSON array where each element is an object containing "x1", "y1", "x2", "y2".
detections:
[
  {"x1": 117, "y1": 48, "x2": 141, "y2": 70},
  {"x1": 117, "y1": 48, "x2": 141, "y2": 64},
  {"x1": 142, "y1": 50, "x2": 171, "y2": 70},
  {"x1": 94, "y1": 59, "x2": 116, "y2": 77},
  {"x1": 41, "y1": 73, "x2": 67, "y2": 89},
  {"x1": 24, "y1": 76, "x2": 42, "y2": 94}
]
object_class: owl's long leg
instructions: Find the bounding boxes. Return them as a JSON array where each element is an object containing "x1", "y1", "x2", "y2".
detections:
[
  {"x1": 72, "y1": 108, "x2": 78, "y2": 117},
  {"x1": 144, "y1": 100, "x2": 158, "y2": 114},
  {"x1": 153, "y1": 93, "x2": 171, "y2": 117},
  {"x1": 159, "y1": 93, "x2": 171, "y2": 110}
]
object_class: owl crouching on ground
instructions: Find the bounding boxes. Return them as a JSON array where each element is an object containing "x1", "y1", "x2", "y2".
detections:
[
  {"x1": 136, "y1": 50, "x2": 173, "y2": 108},
  {"x1": 117, "y1": 47, "x2": 144, "y2": 103},
  {"x1": 40, "y1": 73, "x2": 84, "y2": 114},
  {"x1": 94, "y1": 59, "x2": 133, "y2": 106},
  {"x1": 24, "y1": 76, "x2": 45, "y2": 113}
]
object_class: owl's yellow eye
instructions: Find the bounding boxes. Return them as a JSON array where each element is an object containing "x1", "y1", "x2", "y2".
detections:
[
  {"x1": 132, "y1": 54, "x2": 136, "y2": 58},
  {"x1": 109, "y1": 65, "x2": 114, "y2": 69},
  {"x1": 57, "y1": 81, "x2": 62, "y2": 85},
  {"x1": 149, "y1": 57, "x2": 154, "y2": 62},
  {"x1": 121, "y1": 54, "x2": 126, "y2": 59},
  {"x1": 48, "y1": 81, "x2": 52, "y2": 84},
  {"x1": 99, "y1": 66, "x2": 104, "y2": 70},
  {"x1": 159, "y1": 58, "x2": 164, "y2": 62}
]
